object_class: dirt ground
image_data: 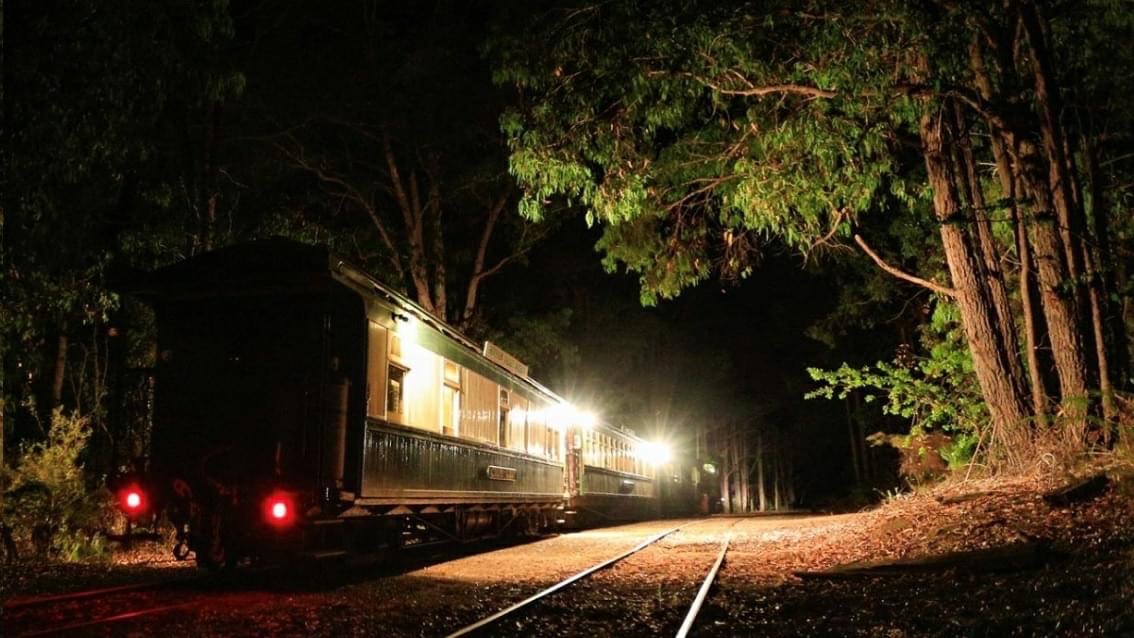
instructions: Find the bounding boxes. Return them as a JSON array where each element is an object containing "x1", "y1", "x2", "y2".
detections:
[{"x1": 3, "y1": 471, "x2": 1133, "y2": 637}]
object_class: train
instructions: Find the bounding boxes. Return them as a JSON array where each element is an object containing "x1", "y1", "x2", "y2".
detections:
[{"x1": 120, "y1": 239, "x2": 692, "y2": 568}]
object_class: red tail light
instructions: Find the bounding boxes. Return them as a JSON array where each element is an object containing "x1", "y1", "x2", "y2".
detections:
[
  {"x1": 262, "y1": 492, "x2": 295, "y2": 527},
  {"x1": 118, "y1": 484, "x2": 146, "y2": 516}
]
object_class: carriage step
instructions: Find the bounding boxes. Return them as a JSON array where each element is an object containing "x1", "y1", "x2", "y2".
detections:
[{"x1": 305, "y1": 550, "x2": 348, "y2": 560}]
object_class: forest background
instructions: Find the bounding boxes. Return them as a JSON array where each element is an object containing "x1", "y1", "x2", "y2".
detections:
[{"x1": 3, "y1": 0, "x2": 1133, "y2": 557}]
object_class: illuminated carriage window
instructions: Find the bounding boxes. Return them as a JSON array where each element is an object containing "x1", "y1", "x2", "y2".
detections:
[
  {"x1": 441, "y1": 360, "x2": 461, "y2": 436},
  {"x1": 387, "y1": 363, "x2": 407, "y2": 422},
  {"x1": 384, "y1": 331, "x2": 409, "y2": 423}
]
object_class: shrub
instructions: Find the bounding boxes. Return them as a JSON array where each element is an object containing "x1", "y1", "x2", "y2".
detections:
[{"x1": 1, "y1": 408, "x2": 114, "y2": 560}]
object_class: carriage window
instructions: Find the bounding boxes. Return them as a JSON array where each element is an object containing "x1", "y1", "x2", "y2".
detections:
[
  {"x1": 441, "y1": 360, "x2": 461, "y2": 436},
  {"x1": 387, "y1": 363, "x2": 407, "y2": 422}
]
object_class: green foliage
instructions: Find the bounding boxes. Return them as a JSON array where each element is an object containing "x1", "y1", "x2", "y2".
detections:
[
  {"x1": 488, "y1": 309, "x2": 581, "y2": 380},
  {"x1": 939, "y1": 431, "x2": 979, "y2": 471},
  {"x1": 4, "y1": 0, "x2": 241, "y2": 428},
  {"x1": 809, "y1": 307, "x2": 985, "y2": 425},
  {"x1": 2, "y1": 409, "x2": 114, "y2": 560},
  {"x1": 490, "y1": 0, "x2": 919, "y2": 304},
  {"x1": 807, "y1": 300, "x2": 987, "y2": 468}
]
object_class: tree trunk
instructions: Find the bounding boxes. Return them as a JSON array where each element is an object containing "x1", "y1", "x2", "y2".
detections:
[
  {"x1": 1015, "y1": 2, "x2": 1096, "y2": 431},
  {"x1": 383, "y1": 140, "x2": 436, "y2": 316},
  {"x1": 970, "y1": 36, "x2": 1050, "y2": 421},
  {"x1": 846, "y1": 396, "x2": 862, "y2": 483},
  {"x1": 771, "y1": 450, "x2": 781, "y2": 511},
  {"x1": 740, "y1": 432, "x2": 751, "y2": 512},
  {"x1": 428, "y1": 180, "x2": 447, "y2": 321},
  {"x1": 198, "y1": 101, "x2": 222, "y2": 254},
  {"x1": 1018, "y1": 1, "x2": 1086, "y2": 294},
  {"x1": 756, "y1": 428, "x2": 766, "y2": 511},
  {"x1": 1015, "y1": 140, "x2": 1092, "y2": 429},
  {"x1": 719, "y1": 422, "x2": 732, "y2": 514},
  {"x1": 918, "y1": 100, "x2": 1031, "y2": 442},
  {"x1": 49, "y1": 329, "x2": 68, "y2": 418},
  {"x1": 1079, "y1": 141, "x2": 1124, "y2": 423},
  {"x1": 952, "y1": 103, "x2": 1024, "y2": 385}
]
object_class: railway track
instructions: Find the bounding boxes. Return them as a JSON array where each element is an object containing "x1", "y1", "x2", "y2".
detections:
[
  {"x1": 445, "y1": 520, "x2": 735, "y2": 638},
  {"x1": 3, "y1": 575, "x2": 205, "y2": 637},
  {"x1": 1, "y1": 531, "x2": 555, "y2": 637}
]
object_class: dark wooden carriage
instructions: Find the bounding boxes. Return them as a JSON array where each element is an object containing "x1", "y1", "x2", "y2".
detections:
[{"x1": 130, "y1": 239, "x2": 662, "y2": 567}]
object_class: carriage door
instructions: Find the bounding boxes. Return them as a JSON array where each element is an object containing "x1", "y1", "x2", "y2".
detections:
[{"x1": 498, "y1": 389, "x2": 510, "y2": 448}]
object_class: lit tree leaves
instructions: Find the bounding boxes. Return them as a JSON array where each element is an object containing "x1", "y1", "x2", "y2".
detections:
[{"x1": 491, "y1": 0, "x2": 916, "y2": 304}]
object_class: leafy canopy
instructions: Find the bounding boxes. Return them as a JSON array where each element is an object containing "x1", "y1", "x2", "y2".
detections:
[{"x1": 490, "y1": 1, "x2": 920, "y2": 303}]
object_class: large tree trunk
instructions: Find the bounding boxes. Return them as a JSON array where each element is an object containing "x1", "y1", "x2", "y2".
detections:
[
  {"x1": 1015, "y1": 2, "x2": 1097, "y2": 431},
  {"x1": 1015, "y1": 140, "x2": 1092, "y2": 431},
  {"x1": 970, "y1": 36, "x2": 1050, "y2": 421},
  {"x1": 919, "y1": 102, "x2": 1031, "y2": 444},
  {"x1": 1018, "y1": 1, "x2": 1086, "y2": 294},
  {"x1": 952, "y1": 103, "x2": 1024, "y2": 385}
]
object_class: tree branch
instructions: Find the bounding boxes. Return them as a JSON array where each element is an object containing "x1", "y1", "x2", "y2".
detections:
[
  {"x1": 461, "y1": 189, "x2": 511, "y2": 326},
  {"x1": 277, "y1": 139, "x2": 404, "y2": 279},
  {"x1": 854, "y1": 234, "x2": 957, "y2": 297},
  {"x1": 694, "y1": 75, "x2": 837, "y2": 99}
]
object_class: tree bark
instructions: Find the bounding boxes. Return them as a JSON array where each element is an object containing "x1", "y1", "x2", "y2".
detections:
[
  {"x1": 384, "y1": 139, "x2": 435, "y2": 315},
  {"x1": 1084, "y1": 139, "x2": 1129, "y2": 396},
  {"x1": 1015, "y1": 139, "x2": 1092, "y2": 428},
  {"x1": 969, "y1": 36, "x2": 1050, "y2": 421},
  {"x1": 756, "y1": 428, "x2": 766, "y2": 511},
  {"x1": 1015, "y1": 2, "x2": 1096, "y2": 431},
  {"x1": 919, "y1": 99, "x2": 1031, "y2": 439},
  {"x1": 846, "y1": 396, "x2": 862, "y2": 484},
  {"x1": 49, "y1": 329, "x2": 68, "y2": 418},
  {"x1": 198, "y1": 101, "x2": 222, "y2": 254},
  {"x1": 1018, "y1": 1, "x2": 1086, "y2": 294},
  {"x1": 952, "y1": 103, "x2": 1025, "y2": 386},
  {"x1": 427, "y1": 176, "x2": 447, "y2": 321},
  {"x1": 719, "y1": 421, "x2": 732, "y2": 514}
]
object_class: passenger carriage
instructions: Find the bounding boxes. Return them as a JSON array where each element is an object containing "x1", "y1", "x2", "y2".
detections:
[{"x1": 124, "y1": 239, "x2": 665, "y2": 567}]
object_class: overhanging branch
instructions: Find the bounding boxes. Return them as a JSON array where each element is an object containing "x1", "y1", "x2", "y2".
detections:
[{"x1": 854, "y1": 234, "x2": 957, "y2": 298}]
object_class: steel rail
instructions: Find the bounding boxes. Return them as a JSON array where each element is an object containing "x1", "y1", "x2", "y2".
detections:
[
  {"x1": 16, "y1": 601, "x2": 200, "y2": 637},
  {"x1": 674, "y1": 532, "x2": 732, "y2": 638},
  {"x1": 444, "y1": 523, "x2": 690, "y2": 638},
  {"x1": 3, "y1": 574, "x2": 199, "y2": 610}
]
